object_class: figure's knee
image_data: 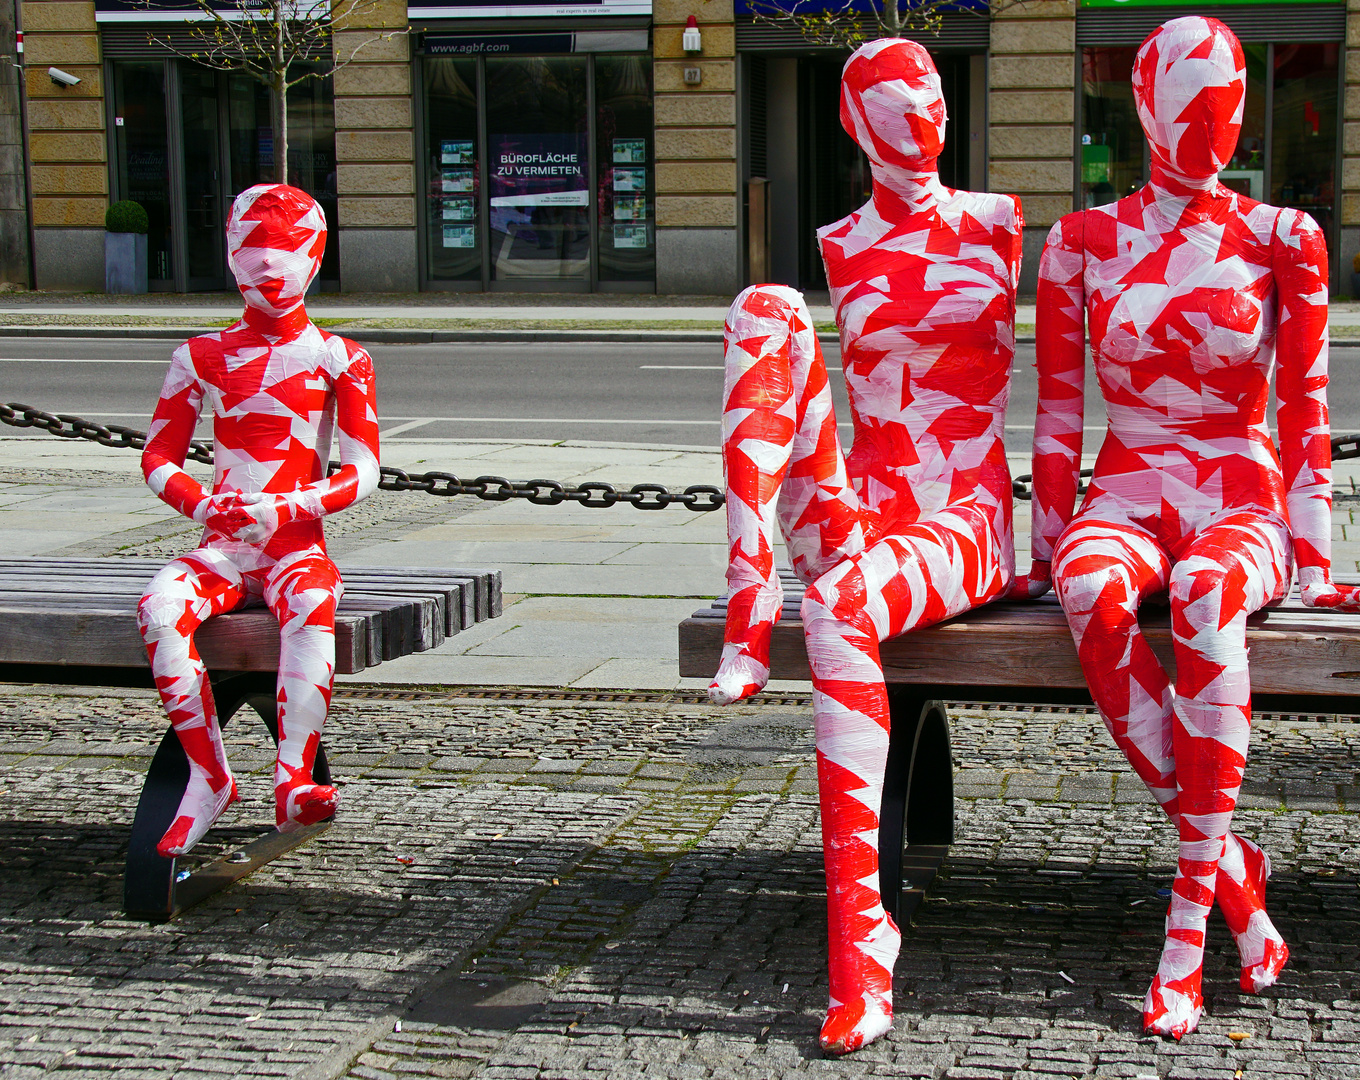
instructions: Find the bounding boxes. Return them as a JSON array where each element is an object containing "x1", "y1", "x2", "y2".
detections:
[
  {"x1": 801, "y1": 559, "x2": 876, "y2": 642},
  {"x1": 1052, "y1": 552, "x2": 1140, "y2": 629},
  {"x1": 268, "y1": 555, "x2": 342, "y2": 632},
  {"x1": 730, "y1": 284, "x2": 807, "y2": 327},
  {"x1": 1169, "y1": 559, "x2": 1256, "y2": 630},
  {"x1": 137, "y1": 585, "x2": 190, "y2": 643}
]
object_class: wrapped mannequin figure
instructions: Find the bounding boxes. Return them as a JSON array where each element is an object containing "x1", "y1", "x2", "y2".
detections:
[
  {"x1": 709, "y1": 39, "x2": 1022, "y2": 1054},
  {"x1": 1012, "y1": 16, "x2": 1360, "y2": 1038},
  {"x1": 137, "y1": 184, "x2": 380, "y2": 858}
]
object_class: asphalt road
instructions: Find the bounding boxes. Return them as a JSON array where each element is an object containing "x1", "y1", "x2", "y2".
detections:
[{"x1": 2, "y1": 336, "x2": 1357, "y2": 452}]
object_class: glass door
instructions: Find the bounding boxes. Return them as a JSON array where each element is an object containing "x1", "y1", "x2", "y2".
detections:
[
  {"x1": 110, "y1": 61, "x2": 173, "y2": 287},
  {"x1": 485, "y1": 56, "x2": 590, "y2": 287},
  {"x1": 423, "y1": 57, "x2": 482, "y2": 285},
  {"x1": 178, "y1": 66, "x2": 228, "y2": 289}
]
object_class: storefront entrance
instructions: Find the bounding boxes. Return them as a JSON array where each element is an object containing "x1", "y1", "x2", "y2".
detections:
[
  {"x1": 108, "y1": 58, "x2": 338, "y2": 292},
  {"x1": 418, "y1": 34, "x2": 654, "y2": 292}
]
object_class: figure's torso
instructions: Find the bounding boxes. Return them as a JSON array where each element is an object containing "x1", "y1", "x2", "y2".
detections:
[
  {"x1": 819, "y1": 183, "x2": 1020, "y2": 536},
  {"x1": 1077, "y1": 186, "x2": 1287, "y2": 531},
  {"x1": 183, "y1": 322, "x2": 347, "y2": 553}
]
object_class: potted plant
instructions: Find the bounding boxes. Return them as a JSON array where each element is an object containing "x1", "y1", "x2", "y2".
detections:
[{"x1": 105, "y1": 200, "x2": 149, "y2": 295}]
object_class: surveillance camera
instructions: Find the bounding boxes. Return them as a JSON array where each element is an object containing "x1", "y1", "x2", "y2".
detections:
[{"x1": 48, "y1": 67, "x2": 81, "y2": 87}]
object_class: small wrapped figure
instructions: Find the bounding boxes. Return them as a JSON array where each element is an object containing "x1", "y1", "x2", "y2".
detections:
[
  {"x1": 1014, "y1": 16, "x2": 1360, "y2": 1038},
  {"x1": 137, "y1": 185, "x2": 380, "y2": 857},
  {"x1": 709, "y1": 40, "x2": 1023, "y2": 1053}
]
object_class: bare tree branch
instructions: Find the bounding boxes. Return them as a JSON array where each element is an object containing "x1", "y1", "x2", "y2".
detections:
[
  {"x1": 747, "y1": 0, "x2": 1029, "y2": 51},
  {"x1": 142, "y1": 0, "x2": 408, "y2": 181}
]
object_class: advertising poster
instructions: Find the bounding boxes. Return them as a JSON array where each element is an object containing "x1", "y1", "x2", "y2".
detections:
[
  {"x1": 612, "y1": 195, "x2": 647, "y2": 222},
  {"x1": 489, "y1": 133, "x2": 589, "y2": 242},
  {"x1": 613, "y1": 167, "x2": 646, "y2": 193},
  {"x1": 441, "y1": 140, "x2": 474, "y2": 165},
  {"x1": 442, "y1": 225, "x2": 476, "y2": 249},
  {"x1": 613, "y1": 225, "x2": 648, "y2": 249},
  {"x1": 442, "y1": 197, "x2": 475, "y2": 221},
  {"x1": 612, "y1": 139, "x2": 646, "y2": 164},
  {"x1": 441, "y1": 168, "x2": 475, "y2": 193}
]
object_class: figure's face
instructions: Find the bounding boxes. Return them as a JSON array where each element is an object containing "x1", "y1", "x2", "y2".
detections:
[
  {"x1": 840, "y1": 38, "x2": 946, "y2": 169},
  {"x1": 226, "y1": 184, "x2": 327, "y2": 315},
  {"x1": 1133, "y1": 17, "x2": 1246, "y2": 182}
]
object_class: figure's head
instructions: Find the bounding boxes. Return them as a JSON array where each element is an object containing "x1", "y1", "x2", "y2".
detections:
[
  {"x1": 226, "y1": 184, "x2": 327, "y2": 316},
  {"x1": 840, "y1": 38, "x2": 946, "y2": 171},
  {"x1": 1133, "y1": 16, "x2": 1246, "y2": 184}
]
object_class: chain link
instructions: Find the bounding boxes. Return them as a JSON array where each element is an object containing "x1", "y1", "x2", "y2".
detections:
[{"x1": 9, "y1": 401, "x2": 1360, "y2": 510}]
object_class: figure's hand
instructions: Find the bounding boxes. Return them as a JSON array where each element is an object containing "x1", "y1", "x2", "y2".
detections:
[
  {"x1": 1006, "y1": 560, "x2": 1054, "y2": 601},
  {"x1": 1298, "y1": 566, "x2": 1360, "y2": 612},
  {"x1": 204, "y1": 491, "x2": 280, "y2": 545}
]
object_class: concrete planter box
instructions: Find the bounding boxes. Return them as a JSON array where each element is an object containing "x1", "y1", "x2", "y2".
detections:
[{"x1": 105, "y1": 232, "x2": 148, "y2": 294}]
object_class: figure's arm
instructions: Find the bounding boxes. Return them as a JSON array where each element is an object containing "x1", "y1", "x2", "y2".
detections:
[
  {"x1": 1010, "y1": 215, "x2": 1087, "y2": 599},
  {"x1": 142, "y1": 347, "x2": 212, "y2": 524},
  {"x1": 1274, "y1": 209, "x2": 1359, "y2": 609},
  {"x1": 231, "y1": 342, "x2": 382, "y2": 543}
]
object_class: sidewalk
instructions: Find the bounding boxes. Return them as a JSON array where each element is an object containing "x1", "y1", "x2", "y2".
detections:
[
  {"x1": 5, "y1": 293, "x2": 1360, "y2": 341},
  {"x1": 6, "y1": 432, "x2": 1360, "y2": 1078}
]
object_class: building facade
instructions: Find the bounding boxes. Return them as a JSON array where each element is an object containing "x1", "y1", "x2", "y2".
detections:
[{"x1": 12, "y1": 0, "x2": 1360, "y2": 295}]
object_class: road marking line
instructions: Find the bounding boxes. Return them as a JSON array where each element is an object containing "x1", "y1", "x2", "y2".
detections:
[
  {"x1": 380, "y1": 418, "x2": 438, "y2": 437},
  {"x1": 640, "y1": 364, "x2": 845, "y2": 372},
  {"x1": 0, "y1": 357, "x2": 169, "y2": 364}
]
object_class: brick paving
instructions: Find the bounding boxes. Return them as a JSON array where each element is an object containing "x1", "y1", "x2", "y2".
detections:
[{"x1": 0, "y1": 686, "x2": 1357, "y2": 1079}]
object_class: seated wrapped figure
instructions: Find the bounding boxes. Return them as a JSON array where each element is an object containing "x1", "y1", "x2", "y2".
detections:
[
  {"x1": 708, "y1": 39, "x2": 1023, "y2": 1054},
  {"x1": 136, "y1": 184, "x2": 380, "y2": 858},
  {"x1": 1011, "y1": 16, "x2": 1360, "y2": 1039}
]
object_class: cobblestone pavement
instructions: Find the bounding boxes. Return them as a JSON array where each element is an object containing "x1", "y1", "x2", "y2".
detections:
[{"x1": 1, "y1": 686, "x2": 1358, "y2": 1079}]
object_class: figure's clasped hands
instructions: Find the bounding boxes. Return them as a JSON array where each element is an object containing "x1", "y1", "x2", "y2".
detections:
[
  {"x1": 1297, "y1": 566, "x2": 1360, "y2": 612},
  {"x1": 199, "y1": 491, "x2": 282, "y2": 545},
  {"x1": 1006, "y1": 560, "x2": 1054, "y2": 601}
]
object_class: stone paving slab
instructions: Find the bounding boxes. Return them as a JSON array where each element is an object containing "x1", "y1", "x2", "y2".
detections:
[{"x1": 1, "y1": 686, "x2": 1359, "y2": 1078}]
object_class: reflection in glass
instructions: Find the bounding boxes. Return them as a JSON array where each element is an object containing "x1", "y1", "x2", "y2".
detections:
[
  {"x1": 180, "y1": 66, "x2": 226, "y2": 285},
  {"x1": 1272, "y1": 42, "x2": 1338, "y2": 241},
  {"x1": 1220, "y1": 43, "x2": 1267, "y2": 201},
  {"x1": 486, "y1": 56, "x2": 590, "y2": 283},
  {"x1": 111, "y1": 61, "x2": 172, "y2": 284},
  {"x1": 595, "y1": 54, "x2": 655, "y2": 284},
  {"x1": 424, "y1": 58, "x2": 480, "y2": 283},
  {"x1": 1081, "y1": 48, "x2": 1145, "y2": 208},
  {"x1": 285, "y1": 66, "x2": 339, "y2": 283}
]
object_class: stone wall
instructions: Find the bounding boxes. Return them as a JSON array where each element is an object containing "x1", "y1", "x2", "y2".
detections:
[
  {"x1": 333, "y1": 0, "x2": 416, "y2": 292},
  {"x1": 21, "y1": 0, "x2": 105, "y2": 290},
  {"x1": 988, "y1": 0, "x2": 1075, "y2": 295},
  {"x1": 653, "y1": 0, "x2": 739, "y2": 295}
]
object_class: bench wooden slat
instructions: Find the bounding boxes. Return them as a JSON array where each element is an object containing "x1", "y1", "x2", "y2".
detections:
[
  {"x1": 680, "y1": 586, "x2": 1360, "y2": 698},
  {"x1": 0, "y1": 606, "x2": 369, "y2": 674}
]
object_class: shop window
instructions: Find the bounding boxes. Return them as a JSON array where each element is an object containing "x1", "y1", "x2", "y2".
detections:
[
  {"x1": 423, "y1": 58, "x2": 481, "y2": 284},
  {"x1": 1272, "y1": 42, "x2": 1338, "y2": 240},
  {"x1": 1081, "y1": 47, "x2": 1144, "y2": 208},
  {"x1": 1220, "y1": 44, "x2": 1267, "y2": 201},
  {"x1": 486, "y1": 56, "x2": 590, "y2": 284},
  {"x1": 110, "y1": 61, "x2": 172, "y2": 285},
  {"x1": 596, "y1": 55, "x2": 654, "y2": 284},
  {"x1": 419, "y1": 47, "x2": 655, "y2": 291}
]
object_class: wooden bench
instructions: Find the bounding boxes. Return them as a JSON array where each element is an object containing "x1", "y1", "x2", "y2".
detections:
[
  {"x1": 679, "y1": 571, "x2": 1360, "y2": 927},
  {"x1": 0, "y1": 557, "x2": 502, "y2": 921}
]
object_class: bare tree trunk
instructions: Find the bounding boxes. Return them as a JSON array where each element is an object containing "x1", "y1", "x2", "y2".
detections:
[
  {"x1": 273, "y1": 5, "x2": 289, "y2": 183},
  {"x1": 882, "y1": 0, "x2": 901, "y2": 36}
]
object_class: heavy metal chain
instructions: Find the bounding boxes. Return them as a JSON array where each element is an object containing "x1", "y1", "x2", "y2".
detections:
[{"x1": 7, "y1": 401, "x2": 1360, "y2": 508}]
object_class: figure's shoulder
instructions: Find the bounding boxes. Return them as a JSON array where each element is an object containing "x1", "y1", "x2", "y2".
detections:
[
  {"x1": 317, "y1": 328, "x2": 376, "y2": 379},
  {"x1": 946, "y1": 188, "x2": 1022, "y2": 228}
]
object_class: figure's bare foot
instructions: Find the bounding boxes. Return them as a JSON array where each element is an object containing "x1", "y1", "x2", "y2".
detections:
[
  {"x1": 157, "y1": 774, "x2": 239, "y2": 857},
  {"x1": 819, "y1": 912, "x2": 900, "y2": 1055},
  {"x1": 276, "y1": 781, "x2": 338, "y2": 832},
  {"x1": 1217, "y1": 835, "x2": 1288, "y2": 992},
  {"x1": 820, "y1": 996, "x2": 893, "y2": 1056},
  {"x1": 709, "y1": 581, "x2": 782, "y2": 705},
  {"x1": 1142, "y1": 972, "x2": 1203, "y2": 1039}
]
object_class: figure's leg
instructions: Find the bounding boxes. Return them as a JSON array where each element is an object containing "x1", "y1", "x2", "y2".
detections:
[
  {"x1": 137, "y1": 550, "x2": 249, "y2": 856},
  {"x1": 710, "y1": 285, "x2": 865, "y2": 705},
  {"x1": 803, "y1": 507, "x2": 1004, "y2": 1055},
  {"x1": 1053, "y1": 518, "x2": 1285, "y2": 994},
  {"x1": 263, "y1": 550, "x2": 343, "y2": 831},
  {"x1": 1145, "y1": 514, "x2": 1291, "y2": 1037}
]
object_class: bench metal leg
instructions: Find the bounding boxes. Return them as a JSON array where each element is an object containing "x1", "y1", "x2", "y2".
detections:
[
  {"x1": 878, "y1": 686, "x2": 954, "y2": 928},
  {"x1": 123, "y1": 671, "x2": 333, "y2": 921}
]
